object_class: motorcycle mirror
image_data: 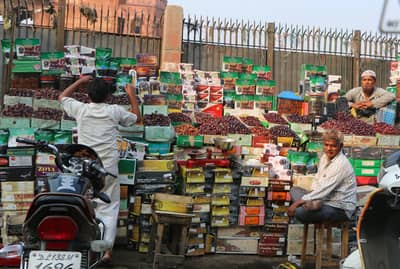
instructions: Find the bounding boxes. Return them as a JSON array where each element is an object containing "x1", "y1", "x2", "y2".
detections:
[{"x1": 97, "y1": 192, "x2": 111, "y2": 204}]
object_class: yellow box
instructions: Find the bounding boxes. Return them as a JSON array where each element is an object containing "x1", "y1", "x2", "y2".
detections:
[
  {"x1": 138, "y1": 160, "x2": 175, "y2": 172},
  {"x1": 152, "y1": 193, "x2": 193, "y2": 214},
  {"x1": 241, "y1": 176, "x2": 268, "y2": 187}
]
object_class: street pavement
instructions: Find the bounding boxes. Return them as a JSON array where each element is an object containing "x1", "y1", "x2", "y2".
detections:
[{"x1": 97, "y1": 244, "x2": 317, "y2": 269}]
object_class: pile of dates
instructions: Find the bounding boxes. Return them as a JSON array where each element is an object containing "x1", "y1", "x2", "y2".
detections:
[
  {"x1": 144, "y1": 114, "x2": 171, "y2": 126},
  {"x1": 373, "y1": 122, "x2": 400, "y2": 135},
  {"x1": 2, "y1": 104, "x2": 33, "y2": 117},
  {"x1": 195, "y1": 112, "x2": 214, "y2": 125},
  {"x1": 71, "y1": 92, "x2": 90, "y2": 103},
  {"x1": 168, "y1": 112, "x2": 192, "y2": 123},
  {"x1": 33, "y1": 108, "x2": 63, "y2": 120},
  {"x1": 251, "y1": 126, "x2": 271, "y2": 137},
  {"x1": 221, "y1": 116, "x2": 251, "y2": 134},
  {"x1": 269, "y1": 125, "x2": 298, "y2": 139},
  {"x1": 320, "y1": 118, "x2": 375, "y2": 136},
  {"x1": 264, "y1": 113, "x2": 288, "y2": 124},
  {"x1": 106, "y1": 94, "x2": 131, "y2": 105},
  {"x1": 8, "y1": 88, "x2": 34, "y2": 97},
  {"x1": 175, "y1": 124, "x2": 199, "y2": 136},
  {"x1": 34, "y1": 88, "x2": 59, "y2": 100},
  {"x1": 199, "y1": 118, "x2": 228, "y2": 135},
  {"x1": 240, "y1": 116, "x2": 262, "y2": 127},
  {"x1": 287, "y1": 114, "x2": 313, "y2": 124}
]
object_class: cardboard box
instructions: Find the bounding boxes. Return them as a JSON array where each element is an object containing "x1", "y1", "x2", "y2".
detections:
[
  {"x1": 152, "y1": 193, "x2": 193, "y2": 214},
  {"x1": 240, "y1": 206, "x2": 264, "y2": 215},
  {"x1": 211, "y1": 216, "x2": 230, "y2": 227},
  {"x1": 287, "y1": 224, "x2": 314, "y2": 241},
  {"x1": 216, "y1": 238, "x2": 259, "y2": 254},
  {"x1": 259, "y1": 234, "x2": 286, "y2": 245},
  {"x1": 0, "y1": 167, "x2": 35, "y2": 180},
  {"x1": 352, "y1": 136, "x2": 377, "y2": 146},
  {"x1": 241, "y1": 176, "x2": 269, "y2": 187},
  {"x1": 286, "y1": 239, "x2": 314, "y2": 255},
  {"x1": 1, "y1": 191, "x2": 34, "y2": 202},
  {"x1": 118, "y1": 159, "x2": 136, "y2": 185},
  {"x1": 352, "y1": 146, "x2": 381, "y2": 160},
  {"x1": 239, "y1": 214, "x2": 265, "y2": 226},
  {"x1": 1, "y1": 181, "x2": 34, "y2": 192},
  {"x1": 135, "y1": 171, "x2": 175, "y2": 184},
  {"x1": 258, "y1": 245, "x2": 286, "y2": 256},
  {"x1": 137, "y1": 160, "x2": 175, "y2": 172},
  {"x1": 376, "y1": 134, "x2": 400, "y2": 146},
  {"x1": 217, "y1": 226, "x2": 260, "y2": 238}
]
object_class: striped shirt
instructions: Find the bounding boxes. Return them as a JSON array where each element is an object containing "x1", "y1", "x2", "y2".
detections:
[{"x1": 302, "y1": 151, "x2": 357, "y2": 219}]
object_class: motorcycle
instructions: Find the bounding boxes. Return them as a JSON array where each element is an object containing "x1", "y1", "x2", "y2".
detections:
[
  {"x1": 17, "y1": 137, "x2": 114, "y2": 269},
  {"x1": 341, "y1": 151, "x2": 400, "y2": 269}
]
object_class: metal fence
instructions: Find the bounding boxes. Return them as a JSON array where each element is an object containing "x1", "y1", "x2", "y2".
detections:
[
  {"x1": 182, "y1": 15, "x2": 400, "y2": 92},
  {"x1": 0, "y1": 0, "x2": 162, "y2": 98}
]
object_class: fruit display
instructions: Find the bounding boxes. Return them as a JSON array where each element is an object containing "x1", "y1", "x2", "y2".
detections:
[
  {"x1": 269, "y1": 125, "x2": 298, "y2": 139},
  {"x1": 264, "y1": 113, "x2": 288, "y2": 125},
  {"x1": 240, "y1": 116, "x2": 262, "y2": 127},
  {"x1": 286, "y1": 114, "x2": 313, "y2": 124},
  {"x1": 144, "y1": 114, "x2": 171, "y2": 126},
  {"x1": 373, "y1": 122, "x2": 400, "y2": 135},
  {"x1": 251, "y1": 126, "x2": 271, "y2": 137},
  {"x1": 168, "y1": 112, "x2": 192, "y2": 123},
  {"x1": 320, "y1": 112, "x2": 375, "y2": 136},
  {"x1": 175, "y1": 124, "x2": 199, "y2": 136},
  {"x1": 33, "y1": 107, "x2": 63, "y2": 120},
  {"x1": 2, "y1": 104, "x2": 34, "y2": 117}
]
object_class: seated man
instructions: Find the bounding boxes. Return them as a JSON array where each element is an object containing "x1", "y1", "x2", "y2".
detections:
[
  {"x1": 345, "y1": 70, "x2": 395, "y2": 124},
  {"x1": 288, "y1": 129, "x2": 357, "y2": 223}
]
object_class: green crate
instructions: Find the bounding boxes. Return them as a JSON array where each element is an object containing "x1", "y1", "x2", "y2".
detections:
[
  {"x1": 4, "y1": 95, "x2": 33, "y2": 106},
  {"x1": 144, "y1": 125, "x2": 174, "y2": 142},
  {"x1": 147, "y1": 141, "x2": 171, "y2": 154},
  {"x1": 353, "y1": 159, "x2": 382, "y2": 168},
  {"x1": 0, "y1": 117, "x2": 31, "y2": 129},
  {"x1": 289, "y1": 122, "x2": 312, "y2": 133},
  {"x1": 31, "y1": 118, "x2": 60, "y2": 130},
  {"x1": 354, "y1": 167, "x2": 380, "y2": 177},
  {"x1": 60, "y1": 119, "x2": 77, "y2": 131},
  {"x1": 142, "y1": 105, "x2": 168, "y2": 116},
  {"x1": 176, "y1": 135, "x2": 204, "y2": 148},
  {"x1": 227, "y1": 134, "x2": 252, "y2": 146}
]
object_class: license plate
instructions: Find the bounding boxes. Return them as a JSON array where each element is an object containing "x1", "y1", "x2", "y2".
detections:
[{"x1": 28, "y1": 251, "x2": 81, "y2": 269}]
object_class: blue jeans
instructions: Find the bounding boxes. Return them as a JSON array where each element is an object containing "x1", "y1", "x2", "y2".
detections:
[
  {"x1": 295, "y1": 204, "x2": 349, "y2": 223},
  {"x1": 290, "y1": 186, "x2": 349, "y2": 223}
]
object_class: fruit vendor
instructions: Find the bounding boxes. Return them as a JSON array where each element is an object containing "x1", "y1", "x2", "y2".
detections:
[
  {"x1": 288, "y1": 129, "x2": 357, "y2": 222},
  {"x1": 345, "y1": 70, "x2": 395, "y2": 124}
]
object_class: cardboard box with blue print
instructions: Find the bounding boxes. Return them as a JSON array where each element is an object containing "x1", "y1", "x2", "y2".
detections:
[{"x1": 118, "y1": 159, "x2": 136, "y2": 185}]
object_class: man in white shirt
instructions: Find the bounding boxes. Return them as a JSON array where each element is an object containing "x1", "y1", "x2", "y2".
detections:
[
  {"x1": 345, "y1": 70, "x2": 395, "y2": 124},
  {"x1": 288, "y1": 129, "x2": 357, "y2": 222},
  {"x1": 58, "y1": 75, "x2": 140, "y2": 263}
]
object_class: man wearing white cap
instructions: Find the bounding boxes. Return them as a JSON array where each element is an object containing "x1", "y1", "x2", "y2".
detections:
[{"x1": 345, "y1": 70, "x2": 395, "y2": 123}]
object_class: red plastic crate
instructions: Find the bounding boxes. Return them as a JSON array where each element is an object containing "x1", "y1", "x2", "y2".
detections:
[{"x1": 356, "y1": 176, "x2": 377, "y2": 186}]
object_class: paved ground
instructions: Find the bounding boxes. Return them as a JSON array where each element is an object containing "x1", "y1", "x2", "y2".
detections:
[{"x1": 97, "y1": 244, "x2": 318, "y2": 269}]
